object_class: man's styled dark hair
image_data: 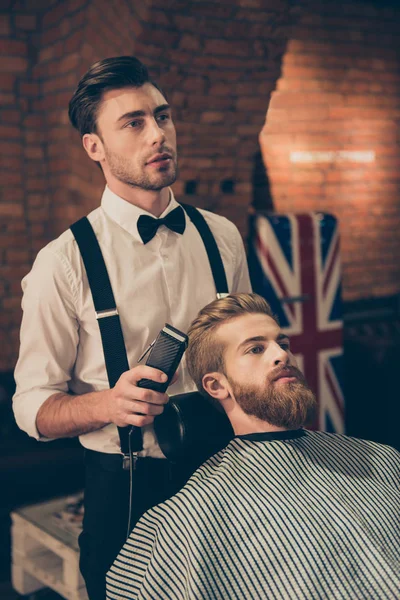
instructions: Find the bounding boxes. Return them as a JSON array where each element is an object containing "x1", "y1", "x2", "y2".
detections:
[{"x1": 68, "y1": 55, "x2": 164, "y2": 136}]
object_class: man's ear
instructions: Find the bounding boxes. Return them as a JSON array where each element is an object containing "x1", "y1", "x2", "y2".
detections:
[
  {"x1": 202, "y1": 372, "x2": 230, "y2": 402},
  {"x1": 82, "y1": 133, "x2": 105, "y2": 163}
]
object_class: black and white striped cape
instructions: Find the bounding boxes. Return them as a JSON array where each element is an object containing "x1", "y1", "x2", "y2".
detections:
[{"x1": 106, "y1": 429, "x2": 400, "y2": 599}]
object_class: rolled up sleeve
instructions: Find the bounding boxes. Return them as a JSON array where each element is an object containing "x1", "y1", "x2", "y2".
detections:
[{"x1": 13, "y1": 246, "x2": 79, "y2": 440}]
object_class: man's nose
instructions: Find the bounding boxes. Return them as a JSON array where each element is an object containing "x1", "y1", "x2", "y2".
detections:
[
  {"x1": 149, "y1": 119, "x2": 166, "y2": 145},
  {"x1": 272, "y1": 343, "x2": 289, "y2": 367}
]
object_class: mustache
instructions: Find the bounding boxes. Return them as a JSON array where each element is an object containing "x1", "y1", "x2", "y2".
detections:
[
  {"x1": 145, "y1": 146, "x2": 176, "y2": 161},
  {"x1": 268, "y1": 365, "x2": 305, "y2": 384}
]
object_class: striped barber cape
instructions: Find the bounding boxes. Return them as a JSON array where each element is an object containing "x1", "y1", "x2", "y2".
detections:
[{"x1": 106, "y1": 429, "x2": 400, "y2": 600}]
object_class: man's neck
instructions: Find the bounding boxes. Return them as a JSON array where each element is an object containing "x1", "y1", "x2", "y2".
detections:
[
  {"x1": 229, "y1": 410, "x2": 288, "y2": 436},
  {"x1": 106, "y1": 180, "x2": 171, "y2": 217}
]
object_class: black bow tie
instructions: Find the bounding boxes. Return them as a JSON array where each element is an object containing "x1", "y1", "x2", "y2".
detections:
[{"x1": 137, "y1": 205, "x2": 186, "y2": 244}]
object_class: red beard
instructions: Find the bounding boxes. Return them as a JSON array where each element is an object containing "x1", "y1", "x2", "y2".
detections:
[{"x1": 229, "y1": 367, "x2": 317, "y2": 430}]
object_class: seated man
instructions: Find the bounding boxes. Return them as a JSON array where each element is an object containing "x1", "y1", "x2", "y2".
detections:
[{"x1": 106, "y1": 293, "x2": 400, "y2": 600}]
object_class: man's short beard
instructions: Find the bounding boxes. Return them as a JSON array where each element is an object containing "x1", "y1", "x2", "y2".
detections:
[
  {"x1": 104, "y1": 146, "x2": 178, "y2": 191},
  {"x1": 229, "y1": 368, "x2": 317, "y2": 430}
]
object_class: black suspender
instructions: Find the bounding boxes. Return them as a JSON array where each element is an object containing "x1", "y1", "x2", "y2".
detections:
[
  {"x1": 70, "y1": 218, "x2": 135, "y2": 455},
  {"x1": 180, "y1": 203, "x2": 228, "y2": 296},
  {"x1": 70, "y1": 204, "x2": 228, "y2": 455}
]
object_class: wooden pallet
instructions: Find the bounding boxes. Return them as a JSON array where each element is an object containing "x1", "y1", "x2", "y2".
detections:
[{"x1": 11, "y1": 495, "x2": 88, "y2": 600}]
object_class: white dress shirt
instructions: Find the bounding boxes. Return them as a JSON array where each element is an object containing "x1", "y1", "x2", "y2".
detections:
[{"x1": 13, "y1": 186, "x2": 251, "y2": 456}]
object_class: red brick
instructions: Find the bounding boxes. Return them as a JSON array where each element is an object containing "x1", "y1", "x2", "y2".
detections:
[
  {"x1": 0, "y1": 170, "x2": 23, "y2": 185},
  {"x1": 19, "y1": 81, "x2": 40, "y2": 96},
  {"x1": 43, "y1": 2, "x2": 70, "y2": 27},
  {"x1": 0, "y1": 40, "x2": 28, "y2": 56},
  {"x1": 199, "y1": 111, "x2": 225, "y2": 124},
  {"x1": 64, "y1": 29, "x2": 84, "y2": 53},
  {"x1": 25, "y1": 146, "x2": 44, "y2": 160},
  {"x1": 26, "y1": 177, "x2": 46, "y2": 191},
  {"x1": 58, "y1": 52, "x2": 81, "y2": 73},
  {"x1": 23, "y1": 114, "x2": 45, "y2": 128},
  {"x1": 42, "y1": 77, "x2": 66, "y2": 94},
  {"x1": 68, "y1": 0, "x2": 86, "y2": 11},
  {"x1": 204, "y1": 39, "x2": 251, "y2": 57},
  {"x1": 1, "y1": 109, "x2": 20, "y2": 123},
  {"x1": 27, "y1": 206, "x2": 51, "y2": 222},
  {"x1": 0, "y1": 92, "x2": 15, "y2": 105},
  {"x1": 5, "y1": 219, "x2": 26, "y2": 232},
  {"x1": 237, "y1": 97, "x2": 270, "y2": 111},
  {"x1": 0, "y1": 56, "x2": 28, "y2": 73},
  {"x1": 176, "y1": 2, "x2": 232, "y2": 19},
  {"x1": 49, "y1": 158, "x2": 69, "y2": 172},
  {"x1": 0, "y1": 233, "x2": 30, "y2": 248},
  {"x1": 179, "y1": 34, "x2": 201, "y2": 52},
  {"x1": 59, "y1": 17, "x2": 71, "y2": 36},
  {"x1": 15, "y1": 14, "x2": 37, "y2": 30},
  {"x1": 0, "y1": 203, "x2": 24, "y2": 217},
  {"x1": 3, "y1": 296, "x2": 25, "y2": 310},
  {"x1": 0, "y1": 156, "x2": 23, "y2": 170},
  {"x1": 188, "y1": 95, "x2": 234, "y2": 110},
  {"x1": 345, "y1": 94, "x2": 399, "y2": 108},
  {"x1": 0, "y1": 125, "x2": 21, "y2": 138},
  {"x1": 26, "y1": 162, "x2": 46, "y2": 177},
  {"x1": 0, "y1": 73, "x2": 16, "y2": 90},
  {"x1": 329, "y1": 106, "x2": 396, "y2": 120},
  {"x1": 41, "y1": 40, "x2": 65, "y2": 62},
  {"x1": 26, "y1": 194, "x2": 44, "y2": 207},
  {"x1": 41, "y1": 25, "x2": 64, "y2": 46},
  {"x1": 271, "y1": 91, "x2": 344, "y2": 108},
  {"x1": 30, "y1": 223, "x2": 45, "y2": 236},
  {"x1": 0, "y1": 187, "x2": 24, "y2": 203},
  {"x1": 38, "y1": 46, "x2": 54, "y2": 62},
  {"x1": 25, "y1": 131, "x2": 46, "y2": 144},
  {"x1": 0, "y1": 15, "x2": 10, "y2": 35},
  {"x1": 19, "y1": 97, "x2": 29, "y2": 112},
  {"x1": 6, "y1": 249, "x2": 31, "y2": 264}
]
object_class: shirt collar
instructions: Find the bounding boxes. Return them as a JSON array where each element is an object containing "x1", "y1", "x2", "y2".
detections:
[
  {"x1": 100, "y1": 185, "x2": 182, "y2": 243},
  {"x1": 236, "y1": 429, "x2": 306, "y2": 443}
]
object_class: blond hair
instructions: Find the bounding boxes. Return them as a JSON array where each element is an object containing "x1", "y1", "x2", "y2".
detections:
[{"x1": 186, "y1": 293, "x2": 276, "y2": 397}]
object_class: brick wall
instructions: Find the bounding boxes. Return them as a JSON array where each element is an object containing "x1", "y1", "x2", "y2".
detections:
[
  {"x1": 0, "y1": 5, "x2": 40, "y2": 370},
  {"x1": 35, "y1": 0, "x2": 140, "y2": 237},
  {"x1": 47, "y1": 0, "x2": 298, "y2": 239},
  {"x1": 1, "y1": 0, "x2": 400, "y2": 370},
  {"x1": 260, "y1": 0, "x2": 400, "y2": 301}
]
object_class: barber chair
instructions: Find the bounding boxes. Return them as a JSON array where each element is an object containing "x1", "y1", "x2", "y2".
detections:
[{"x1": 154, "y1": 391, "x2": 234, "y2": 471}]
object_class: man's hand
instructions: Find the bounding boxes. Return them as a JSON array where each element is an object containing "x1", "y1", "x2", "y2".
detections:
[
  {"x1": 103, "y1": 365, "x2": 171, "y2": 428},
  {"x1": 36, "y1": 366, "x2": 179, "y2": 439}
]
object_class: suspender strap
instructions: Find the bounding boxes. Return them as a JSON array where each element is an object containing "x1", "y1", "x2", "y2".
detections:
[
  {"x1": 70, "y1": 217, "x2": 138, "y2": 455},
  {"x1": 70, "y1": 206, "x2": 228, "y2": 454},
  {"x1": 180, "y1": 203, "x2": 229, "y2": 295}
]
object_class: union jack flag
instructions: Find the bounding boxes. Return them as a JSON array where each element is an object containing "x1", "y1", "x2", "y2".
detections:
[{"x1": 248, "y1": 212, "x2": 345, "y2": 433}]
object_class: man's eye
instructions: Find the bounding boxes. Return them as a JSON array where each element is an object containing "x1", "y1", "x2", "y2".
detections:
[
  {"x1": 249, "y1": 346, "x2": 263, "y2": 354},
  {"x1": 157, "y1": 113, "x2": 170, "y2": 123},
  {"x1": 127, "y1": 120, "x2": 141, "y2": 128},
  {"x1": 279, "y1": 342, "x2": 290, "y2": 350}
]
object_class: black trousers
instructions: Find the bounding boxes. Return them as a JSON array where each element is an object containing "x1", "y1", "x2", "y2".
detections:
[{"x1": 79, "y1": 450, "x2": 189, "y2": 600}]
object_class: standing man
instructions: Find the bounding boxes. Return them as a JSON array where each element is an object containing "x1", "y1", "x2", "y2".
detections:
[{"x1": 13, "y1": 56, "x2": 251, "y2": 600}]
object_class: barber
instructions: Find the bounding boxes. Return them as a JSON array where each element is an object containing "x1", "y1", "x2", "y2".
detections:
[{"x1": 12, "y1": 56, "x2": 251, "y2": 600}]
